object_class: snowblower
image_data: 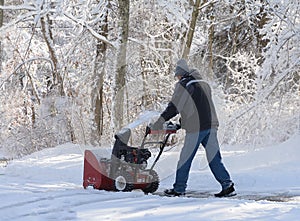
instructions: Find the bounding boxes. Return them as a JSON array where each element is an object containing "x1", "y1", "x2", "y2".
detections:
[{"x1": 83, "y1": 122, "x2": 180, "y2": 193}]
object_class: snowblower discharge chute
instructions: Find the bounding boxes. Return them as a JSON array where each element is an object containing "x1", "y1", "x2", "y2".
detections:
[{"x1": 83, "y1": 122, "x2": 180, "y2": 193}]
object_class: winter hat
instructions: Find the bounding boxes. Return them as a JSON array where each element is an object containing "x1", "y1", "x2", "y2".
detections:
[{"x1": 175, "y1": 59, "x2": 189, "y2": 77}]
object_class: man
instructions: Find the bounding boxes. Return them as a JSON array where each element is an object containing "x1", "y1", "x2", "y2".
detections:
[{"x1": 152, "y1": 59, "x2": 235, "y2": 197}]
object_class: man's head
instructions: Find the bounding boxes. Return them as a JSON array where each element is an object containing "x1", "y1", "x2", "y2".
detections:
[{"x1": 174, "y1": 59, "x2": 189, "y2": 79}]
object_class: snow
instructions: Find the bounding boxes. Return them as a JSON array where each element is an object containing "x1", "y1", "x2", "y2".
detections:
[
  {"x1": 125, "y1": 110, "x2": 160, "y2": 129},
  {"x1": 0, "y1": 135, "x2": 300, "y2": 221}
]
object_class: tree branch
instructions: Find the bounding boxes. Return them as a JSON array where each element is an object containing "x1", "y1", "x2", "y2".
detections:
[{"x1": 63, "y1": 12, "x2": 115, "y2": 48}]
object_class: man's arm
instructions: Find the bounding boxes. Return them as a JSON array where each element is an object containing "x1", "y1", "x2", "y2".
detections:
[
  {"x1": 161, "y1": 101, "x2": 178, "y2": 121},
  {"x1": 151, "y1": 101, "x2": 178, "y2": 130},
  {"x1": 152, "y1": 81, "x2": 187, "y2": 129}
]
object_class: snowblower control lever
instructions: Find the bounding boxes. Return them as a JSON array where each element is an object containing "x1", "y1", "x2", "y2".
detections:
[{"x1": 142, "y1": 121, "x2": 181, "y2": 171}]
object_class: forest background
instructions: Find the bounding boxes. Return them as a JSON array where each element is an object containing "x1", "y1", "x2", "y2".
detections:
[{"x1": 0, "y1": 0, "x2": 299, "y2": 158}]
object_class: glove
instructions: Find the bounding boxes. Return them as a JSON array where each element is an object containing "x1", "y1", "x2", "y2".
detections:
[{"x1": 150, "y1": 116, "x2": 165, "y2": 130}]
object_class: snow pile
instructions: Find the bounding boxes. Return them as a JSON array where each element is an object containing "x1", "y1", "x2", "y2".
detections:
[{"x1": 0, "y1": 135, "x2": 300, "y2": 220}]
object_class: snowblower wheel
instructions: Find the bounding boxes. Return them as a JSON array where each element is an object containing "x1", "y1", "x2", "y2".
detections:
[
  {"x1": 142, "y1": 170, "x2": 159, "y2": 194},
  {"x1": 114, "y1": 171, "x2": 134, "y2": 192}
]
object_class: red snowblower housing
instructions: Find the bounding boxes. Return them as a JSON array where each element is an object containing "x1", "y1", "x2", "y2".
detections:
[{"x1": 83, "y1": 122, "x2": 180, "y2": 193}]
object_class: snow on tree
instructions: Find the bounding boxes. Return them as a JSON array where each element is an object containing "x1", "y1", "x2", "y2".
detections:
[{"x1": 0, "y1": 0, "x2": 299, "y2": 157}]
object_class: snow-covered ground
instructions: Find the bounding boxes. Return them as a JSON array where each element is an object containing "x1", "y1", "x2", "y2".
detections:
[{"x1": 0, "y1": 134, "x2": 300, "y2": 221}]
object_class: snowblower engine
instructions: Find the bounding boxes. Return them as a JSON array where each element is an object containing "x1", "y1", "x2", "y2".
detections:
[
  {"x1": 120, "y1": 147, "x2": 151, "y2": 166},
  {"x1": 111, "y1": 128, "x2": 151, "y2": 169}
]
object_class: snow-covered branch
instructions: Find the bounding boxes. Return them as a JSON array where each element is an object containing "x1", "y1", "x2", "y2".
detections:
[
  {"x1": 0, "y1": 4, "x2": 36, "y2": 11},
  {"x1": 63, "y1": 12, "x2": 115, "y2": 48},
  {"x1": 0, "y1": 57, "x2": 54, "y2": 90}
]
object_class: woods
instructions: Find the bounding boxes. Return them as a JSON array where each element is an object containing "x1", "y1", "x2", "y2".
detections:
[{"x1": 0, "y1": 0, "x2": 299, "y2": 157}]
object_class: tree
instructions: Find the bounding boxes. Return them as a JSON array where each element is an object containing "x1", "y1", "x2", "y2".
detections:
[
  {"x1": 114, "y1": 0, "x2": 130, "y2": 131},
  {"x1": 91, "y1": 0, "x2": 110, "y2": 144},
  {"x1": 0, "y1": 0, "x2": 3, "y2": 26},
  {"x1": 0, "y1": 0, "x2": 114, "y2": 154},
  {"x1": 182, "y1": 0, "x2": 204, "y2": 59},
  {"x1": 0, "y1": 0, "x2": 3, "y2": 72},
  {"x1": 40, "y1": 13, "x2": 64, "y2": 96}
]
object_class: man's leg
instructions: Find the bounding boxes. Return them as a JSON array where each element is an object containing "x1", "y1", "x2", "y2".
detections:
[
  {"x1": 172, "y1": 130, "x2": 209, "y2": 193},
  {"x1": 202, "y1": 128, "x2": 233, "y2": 190}
]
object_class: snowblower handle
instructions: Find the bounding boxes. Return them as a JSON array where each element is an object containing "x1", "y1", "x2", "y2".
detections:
[
  {"x1": 147, "y1": 121, "x2": 180, "y2": 135},
  {"x1": 145, "y1": 125, "x2": 152, "y2": 136}
]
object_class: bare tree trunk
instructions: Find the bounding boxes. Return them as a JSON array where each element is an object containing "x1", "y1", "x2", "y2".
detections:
[
  {"x1": 114, "y1": 0, "x2": 130, "y2": 131},
  {"x1": 206, "y1": 1, "x2": 216, "y2": 79},
  {"x1": 0, "y1": 0, "x2": 3, "y2": 73},
  {"x1": 254, "y1": 0, "x2": 270, "y2": 63},
  {"x1": 141, "y1": 56, "x2": 152, "y2": 108},
  {"x1": 91, "y1": 3, "x2": 109, "y2": 144},
  {"x1": 0, "y1": 0, "x2": 3, "y2": 26},
  {"x1": 40, "y1": 14, "x2": 64, "y2": 96},
  {"x1": 139, "y1": 4, "x2": 153, "y2": 111},
  {"x1": 208, "y1": 20, "x2": 214, "y2": 78},
  {"x1": 182, "y1": 0, "x2": 204, "y2": 59}
]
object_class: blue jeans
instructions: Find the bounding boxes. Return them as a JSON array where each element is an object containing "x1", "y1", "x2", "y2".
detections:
[{"x1": 173, "y1": 129, "x2": 233, "y2": 193}]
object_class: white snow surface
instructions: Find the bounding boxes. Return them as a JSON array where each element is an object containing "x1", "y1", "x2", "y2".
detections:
[{"x1": 1, "y1": 135, "x2": 300, "y2": 221}]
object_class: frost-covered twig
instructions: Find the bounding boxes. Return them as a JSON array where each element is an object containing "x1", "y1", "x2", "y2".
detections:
[
  {"x1": 63, "y1": 12, "x2": 115, "y2": 48},
  {"x1": 0, "y1": 4, "x2": 36, "y2": 11},
  {"x1": 0, "y1": 57, "x2": 54, "y2": 89}
]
